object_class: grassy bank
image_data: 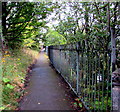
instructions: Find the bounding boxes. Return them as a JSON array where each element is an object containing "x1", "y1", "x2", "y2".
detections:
[{"x1": 1, "y1": 48, "x2": 39, "y2": 110}]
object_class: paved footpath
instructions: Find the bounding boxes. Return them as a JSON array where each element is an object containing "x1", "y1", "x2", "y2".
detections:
[{"x1": 20, "y1": 52, "x2": 76, "y2": 110}]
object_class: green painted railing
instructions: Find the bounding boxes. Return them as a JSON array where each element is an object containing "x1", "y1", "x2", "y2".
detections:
[{"x1": 47, "y1": 40, "x2": 119, "y2": 111}]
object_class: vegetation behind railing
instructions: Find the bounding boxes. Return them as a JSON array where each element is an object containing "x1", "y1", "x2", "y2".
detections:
[{"x1": 47, "y1": 41, "x2": 112, "y2": 111}]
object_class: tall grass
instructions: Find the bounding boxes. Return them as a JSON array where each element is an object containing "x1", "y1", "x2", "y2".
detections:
[{"x1": 1, "y1": 48, "x2": 39, "y2": 110}]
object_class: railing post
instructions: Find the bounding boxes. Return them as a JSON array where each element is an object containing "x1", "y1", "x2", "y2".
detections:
[
  {"x1": 76, "y1": 42, "x2": 79, "y2": 94},
  {"x1": 48, "y1": 46, "x2": 50, "y2": 60},
  {"x1": 112, "y1": 69, "x2": 120, "y2": 111},
  {"x1": 59, "y1": 46, "x2": 62, "y2": 74}
]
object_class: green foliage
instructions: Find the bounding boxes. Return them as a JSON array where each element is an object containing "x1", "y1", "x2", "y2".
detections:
[
  {"x1": 2, "y1": 2, "x2": 54, "y2": 49},
  {"x1": 2, "y1": 78, "x2": 10, "y2": 83},
  {"x1": 45, "y1": 29, "x2": 66, "y2": 46},
  {"x1": 48, "y1": 2, "x2": 119, "y2": 49},
  {"x1": 79, "y1": 103, "x2": 83, "y2": 108},
  {"x1": 6, "y1": 84, "x2": 14, "y2": 89},
  {"x1": 54, "y1": 20, "x2": 86, "y2": 44}
]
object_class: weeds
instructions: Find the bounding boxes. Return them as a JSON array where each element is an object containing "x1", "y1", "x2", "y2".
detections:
[{"x1": 1, "y1": 48, "x2": 39, "y2": 110}]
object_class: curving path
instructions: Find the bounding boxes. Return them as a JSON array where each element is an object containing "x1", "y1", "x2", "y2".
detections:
[{"x1": 20, "y1": 52, "x2": 76, "y2": 111}]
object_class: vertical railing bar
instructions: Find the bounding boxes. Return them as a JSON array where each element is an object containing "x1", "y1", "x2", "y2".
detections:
[
  {"x1": 64, "y1": 50, "x2": 66, "y2": 77},
  {"x1": 89, "y1": 51, "x2": 91, "y2": 108},
  {"x1": 74, "y1": 51, "x2": 76, "y2": 91},
  {"x1": 91, "y1": 52, "x2": 94, "y2": 110},
  {"x1": 87, "y1": 51, "x2": 89, "y2": 107},
  {"x1": 72, "y1": 51, "x2": 73, "y2": 89},
  {"x1": 86, "y1": 50, "x2": 89, "y2": 109},
  {"x1": 85, "y1": 50, "x2": 88, "y2": 107},
  {"x1": 101, "y1": 53, "x2": 105, "y2": 110},
  {"x1": 67, "y1": 50, "x2": 69, "y2": 82},
  {"x1": 94, "y1": 52, "x2": 97, "y2": 111},
  {"x1": 90, "y1": 51, "x2": 92, "y2": 109},
  {"x1": 82, "y1": 51, "x2": 84, "y2": 103},
  {"x1": 79, "y1": 53, "x2": 83, "y2": 99},
  {"x1": 60, "y1": 46, "x2": 61, "y2": 74},
  {"x1": 83, "y1": 41, "x2": 86, "y2": 106},
  {"x1": 70, "y1": 50, "x2": 72, "y2": 86},
  {"x1": 98, "y1": 53, "x2": 100, "y2": 111},
  {"x1": 84, "y1": 50, "x2": 87, "y2": 102},
  {"x1": 76, "y1": 43, "x2": 79, "y2": 94},
  {"x1": 109, "y1": 52, "x2": 111, "y2": 111},
  {"x1": 83, "y1": 51, "x2": 85, "y2": 105},
  {"x1": 110, "y1": 48, "x2": 112, "y2": 111},
  {"x1": 106, "y1": 53, "x2": 109, "y2": 111},
  {"x1": 68, "y1": 50, "x2": 70, "y2": 81}
]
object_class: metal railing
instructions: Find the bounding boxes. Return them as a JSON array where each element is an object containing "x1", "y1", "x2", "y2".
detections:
[{"x1": 47, "y1": 41, "x2": 112, "y2": 111}]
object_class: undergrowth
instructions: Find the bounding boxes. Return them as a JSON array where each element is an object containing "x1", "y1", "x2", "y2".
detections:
[{"x1": 1, "y1": 48, "x2": 39, "y2": 110}]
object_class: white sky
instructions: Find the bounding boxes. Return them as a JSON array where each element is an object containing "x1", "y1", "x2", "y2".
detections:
[
  {"x1": 46, "y1": 4, "x2": 71, "y2": 28},
  {"x1": 46, "y1": 3, "x2": 83, "y2": 29},
  {"x1": 29, "y1": 0, "x2": 33, "y2": 2}
]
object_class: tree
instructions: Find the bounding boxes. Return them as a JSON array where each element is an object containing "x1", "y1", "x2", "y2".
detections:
[
  {"x1": 45, "y1": 28, "x2": 66, "y2": 46},
  {"x1": 46, "y1": 2, "x2": 120, "y2": 72},
  {"x1": 2, "y1": 2, "x2": 54, "y2": 49}
]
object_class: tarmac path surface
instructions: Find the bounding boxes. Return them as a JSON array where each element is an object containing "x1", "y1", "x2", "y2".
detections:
[{"x1": 20, "y1": 52, "x2": 76, "y2": 110}]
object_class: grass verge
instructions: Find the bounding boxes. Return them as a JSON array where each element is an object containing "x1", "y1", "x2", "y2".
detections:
[{"x1": 1, "y1": 48, "x2": 39, "y2": 110}]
